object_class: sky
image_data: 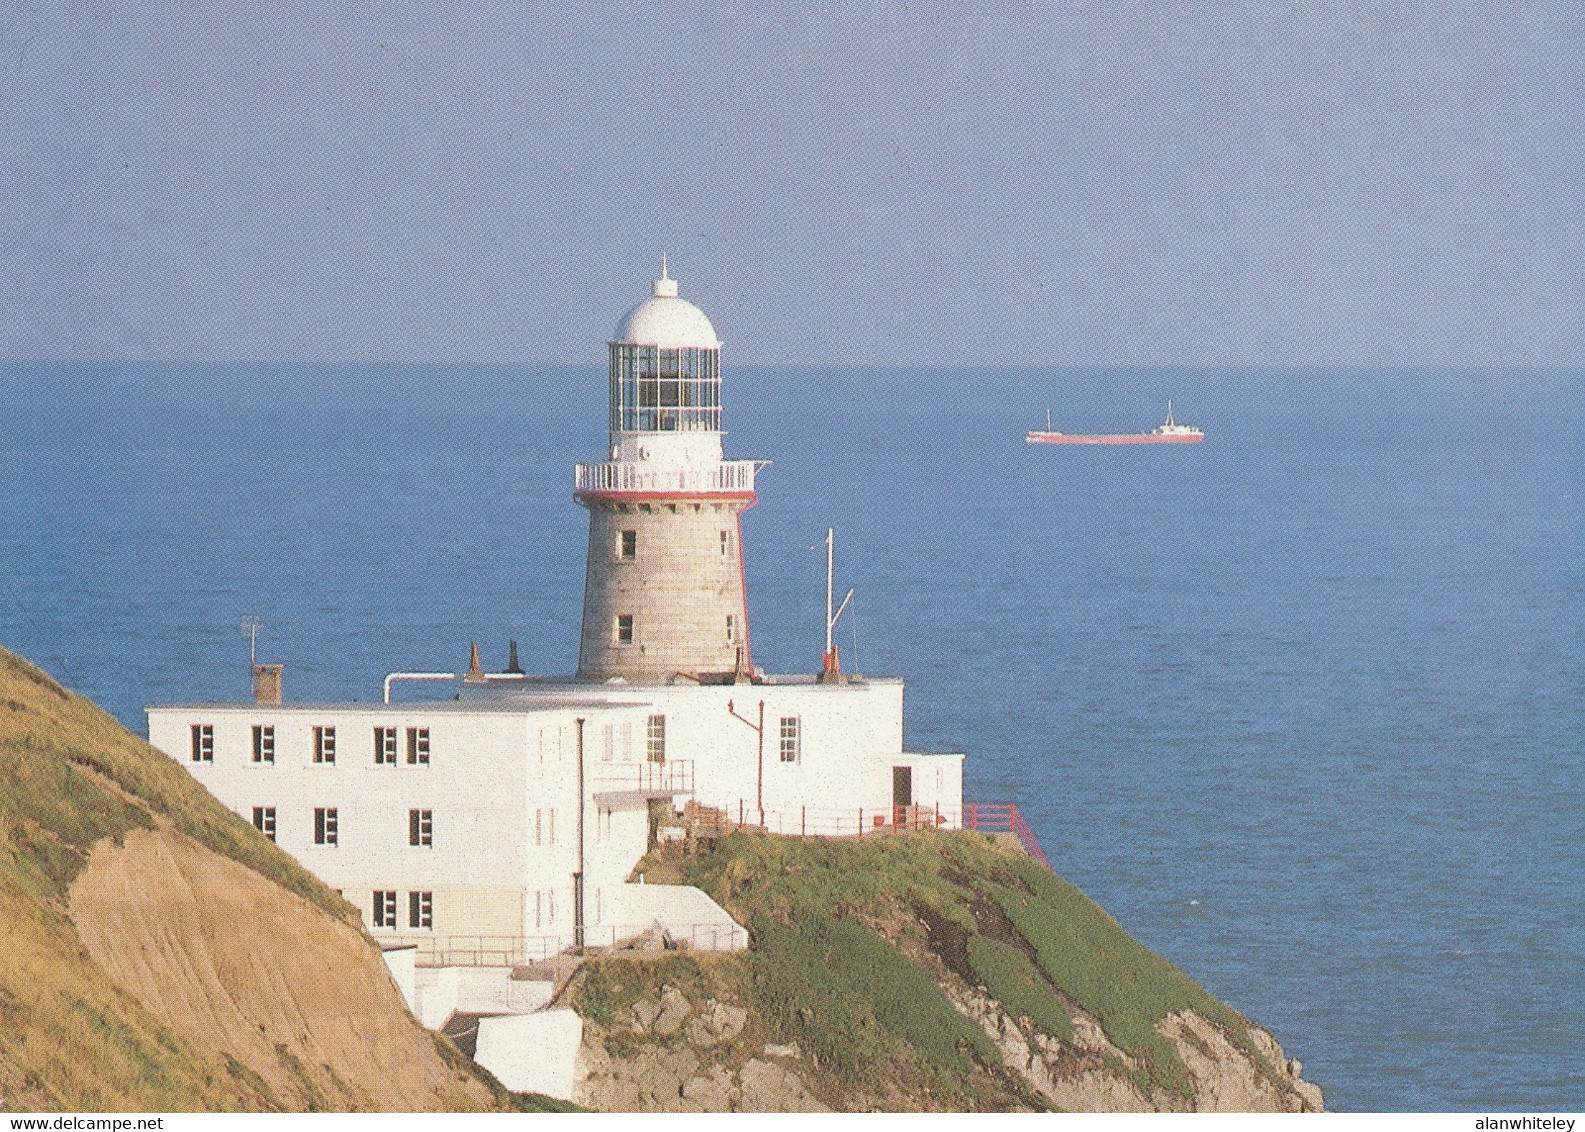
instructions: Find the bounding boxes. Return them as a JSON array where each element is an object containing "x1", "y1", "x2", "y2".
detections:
[{"x1": 1, "y1": 2, "x2": 1580, "y2": 366}]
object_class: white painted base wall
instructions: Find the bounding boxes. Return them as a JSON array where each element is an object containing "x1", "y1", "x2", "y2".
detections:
[
  {"x1": 412, "y1": 967, "x2": 554, "y2": 1030},
  {"x1": 475, "y1": 1010, "x2": 585, "y2": 1100},
  {"x1": 607, "y1": 882, "x2": 747, "y2": 951}
]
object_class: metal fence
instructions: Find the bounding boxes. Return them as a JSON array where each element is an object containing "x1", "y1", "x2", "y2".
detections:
[
  {"x1": 574, "y1": 460, "x2": 760, "y2": 495},
  {"x1": 682, "y1": 799, "x2": 1050, "y2": 868},
  {"x1": 409, "y1": 920, "x2": 750, "y2": 967}
]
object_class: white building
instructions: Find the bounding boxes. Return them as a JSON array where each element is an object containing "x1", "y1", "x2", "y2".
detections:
[{"x1": 147, "y1": 266, "x2": 964, "y2": 960}]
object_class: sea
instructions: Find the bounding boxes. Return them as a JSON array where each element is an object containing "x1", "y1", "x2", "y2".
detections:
[{"x1": 0, "y1": 362, "x2": 1579, "y2": 1113}]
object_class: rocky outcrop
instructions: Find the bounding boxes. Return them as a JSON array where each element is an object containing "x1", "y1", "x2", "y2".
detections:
[
  {"x1": 571, "y1": 969, "x2": 1322, "y2": 1114},
  {"x1": 949, "y1": 981, "x2": 1323, "y2": 1113},
  {"x1": 573, "y1": 984, "x2": 826, "y2": 1112}
]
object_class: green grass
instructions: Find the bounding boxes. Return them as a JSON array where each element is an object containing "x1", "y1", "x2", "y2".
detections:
[
  {"x1": 671, "y1": 829, "x2": 1291, "y2": 1105},
  {"x1": 965, "y1": 934, "x2": 1073, "y2": 1043},
  {"x1": 0, "y1": 648, "x2": 350, "y2": 919}
]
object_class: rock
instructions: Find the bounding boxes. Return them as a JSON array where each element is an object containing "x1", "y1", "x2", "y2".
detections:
[
  {"x1": 682, "y1": 1064, "x2": 736, "y2": 1111},
  {"x1": 631, "y1": 998, "x2": 661, "y2": 1032},
  {"x1": 737, "y1": 1058, "x2": 828, "y2": 1113},
  {"x1": 762, "y1": 1042, "x2": 800, "y2": 1059},
  {"x1": 652, "y1": 986, "x2": 692, "y2": 1037},
  {"x1": 1292, "y1": 1077, "x2": 1324, "y2": 1112},
  {"x1": 712, "y1": 1001, "x2": 748, "y2": 1042}
]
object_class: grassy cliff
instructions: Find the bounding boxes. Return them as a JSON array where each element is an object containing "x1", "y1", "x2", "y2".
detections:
[{"x1": 567, "y1": 832, "x2": 1323, "y2": 1112}]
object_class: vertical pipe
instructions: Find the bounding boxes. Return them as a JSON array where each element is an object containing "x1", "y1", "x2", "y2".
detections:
[
  {"x1": 574, "y1": 717, "x2": 586, "y2": 953},
  {"x1": 756, "y1": 700, "x2": 765, "y2": 826}
]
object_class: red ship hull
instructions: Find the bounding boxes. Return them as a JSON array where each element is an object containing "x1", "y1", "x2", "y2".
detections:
[{"x1": 1025, "y1": 431, "x2": 1203, "y2": 445}]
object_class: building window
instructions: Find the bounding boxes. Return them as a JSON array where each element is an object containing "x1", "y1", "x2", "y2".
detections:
[
  {"x1": 313, "y1": 725, "x2": 336, "y2": 764},
  {"x1": 374, "y1": 726, "x2": 398, "y2": 765},
  {"x1": 405, "y1": 727, "x2": 430, "y2": 765},
  {"x1": 534, "y1": 808, "x2": 556, "y2": 846},
  {"x1": 646, "y1": 714, "x2": 666, "y2": 763},
  {"x1": 409, "y1": 808, "x2": 432, "y2": 847},
  {"x1": 619, "y1": 529, "x2": 637, "y2": 560},
  {"x1": 616, "y1": 614, "x2": 634, "y2": 645},
  {"x1": 251, "y1": 725, "x2": 275, "y2": 764},
  {"x1": 602, "y1": 723, "x2": 614, "y2": 762},
  {"x1": 779, "y1": 716, "x2": 801, "y2": 763},
  {"x1": 190, "y1": 724, "x2": 213, "y2": 763},
  {"x1": 373, "y1": 890, "x2": 397, "y2": 928},
  {"x1": 535, "y1": 890, "x2": 556, "y2": 929},
  {"x1": 408, "y1": 891, "x2": 433, "y2": 930},
  {"x1": 314, "y1": 807, "x2": 338, "y2": 846},
  {"x1": 251, "y1": 806, "x2": 276, "y2": 842},
  {"x1": 725, "y1": 614, "x2": 735, "y2": 641},
  {"x1": 720, "y1": 530, "x2": 730, "y2": 555}
]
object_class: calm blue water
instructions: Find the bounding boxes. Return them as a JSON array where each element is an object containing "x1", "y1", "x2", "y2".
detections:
[{"x1": 1, "y1": 362, "x2": 1580, "y2": 1112}]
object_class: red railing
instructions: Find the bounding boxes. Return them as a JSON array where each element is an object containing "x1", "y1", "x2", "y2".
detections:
[{"x1": 963, "y1": 802, "x2": 1051, "y2": 869}]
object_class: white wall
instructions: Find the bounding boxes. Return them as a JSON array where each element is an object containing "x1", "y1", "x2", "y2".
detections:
[
  {"x1": 606, "y1": 883, "x2": 747, "y2": 951},
  {"x1": 500, "y1": 678, "x2": 962, "y2": 837},
  {"x1": 146, "y1": 702, "x2": 654, "y2": 945},
  {"x1": 148, "y1": 672, "x2": 964, "y2": 958},
  {"x1": 474, "y1": 1010, "x2": 584, "y2": 1101}
]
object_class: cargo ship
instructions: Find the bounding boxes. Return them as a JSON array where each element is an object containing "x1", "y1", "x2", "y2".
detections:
[{"x1": 1026, "y1": 401, "x2": 1204, "y2": 445}]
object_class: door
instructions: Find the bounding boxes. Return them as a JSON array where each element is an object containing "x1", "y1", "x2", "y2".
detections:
[{"x1": 892, "y1": 765, "x2": 913, "y2": 825}]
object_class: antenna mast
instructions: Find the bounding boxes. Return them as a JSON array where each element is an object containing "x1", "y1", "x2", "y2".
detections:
[
  {"x1": 821, "y1": 528, "x2": 854, "y2": 681},
  {"x1": 825, "y1": 528, "x2": 834, "y2": 658},
  {"x1": 241, "y1": 618, "x2": 261, "y2": 666}
]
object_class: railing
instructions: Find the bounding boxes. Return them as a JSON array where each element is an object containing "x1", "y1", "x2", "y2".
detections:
[
  {"x1": 592, "y1": 759, "x2": 695, "y2": 797},
  {"x1": 409, "y1": 921, "x2": 749, "y2": 967},
  {"x1": 574, "y1": 459, "x2": 760, "y2": 496},
  {"x1": 964, "y1": 802, "x2": 1051, "y2": 869},
  {"x1": 679, "y1": 800, "x2": 1051, "y2": 869}
]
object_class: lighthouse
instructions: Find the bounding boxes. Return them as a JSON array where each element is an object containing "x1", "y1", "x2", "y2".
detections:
[{"x1": 573, "y1": 264, "x2": 763, "y2": 683}]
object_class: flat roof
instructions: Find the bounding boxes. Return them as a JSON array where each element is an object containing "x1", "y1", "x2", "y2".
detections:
[{"x1": 145, "y1": 699, "x2": 650, "y2": 714}]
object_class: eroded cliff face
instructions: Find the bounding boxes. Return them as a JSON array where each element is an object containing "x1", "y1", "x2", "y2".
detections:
[
  {"x1": 0, "y1": 646, "x2": 508, "y2": 1113},
  {"x1": 68, "y1": 823, "x2": 499, "y2": 1112},
  {"x1": 568, "y1": 961, "x2": 1322, "y2": 1114}
]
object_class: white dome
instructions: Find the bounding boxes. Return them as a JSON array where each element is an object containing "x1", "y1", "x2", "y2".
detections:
[{"x1": 612, "y1": 267, "x2": 721, "y2": 349}]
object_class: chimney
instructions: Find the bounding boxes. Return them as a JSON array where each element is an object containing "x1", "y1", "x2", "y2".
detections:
[{"x1": 252, "y1": 664, "x2": 284, "y2": 705}]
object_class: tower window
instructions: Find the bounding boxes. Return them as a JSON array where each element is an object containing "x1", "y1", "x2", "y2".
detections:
[
  {"x1": 374, "y1": 726, "x2": 398, "y2": 765},
  {"x1": 251, "y1": 725, "x2": 274, "y2": 764},
  {"x1": 726, "y1": 615, "x2": 735, "y2": 641},
  {"x1": 314, "y1": 807, "x2": 338, "y2": 846},
  {"x1": 616, "y1": 614, "x2": 634, "y2": 645},
  {"x1": 372, "y1": 890, "x2": 397, "y2": 928},
  {"x1": 720, "y1": 530, "x2": 730, "y2": 555},
  {"x1": 619, "y1": 530, "x2": 637, "y2": 560},
  {"x1": 406, "y1": 727, "x2": 430, "y2": 765},
  {"x1": 251, "y1": 806, "x2": 276, "y2": 842},
  {"x1": 646, "y1": 714, "x2": 666, "y2": 763},
  {"x1": 408, "y1": 891, "x2": 433, "y2": 930},
  {"x1": 779, "y1": 717, "x2": 801, "y2": 763},
  {"x1": 313, "y1": 725, "x2": 336, "y2": 764},
  {"x1": 191, "y1": 724, "x2": 213, "y2": 763},
  {"x1": 409, "y1": 808, "x2": 432, "y2": 847}
]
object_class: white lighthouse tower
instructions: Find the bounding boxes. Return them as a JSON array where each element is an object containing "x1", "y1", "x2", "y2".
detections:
[{"x1": 574, "y1": 264, "x2": 763, "y2": 683}]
